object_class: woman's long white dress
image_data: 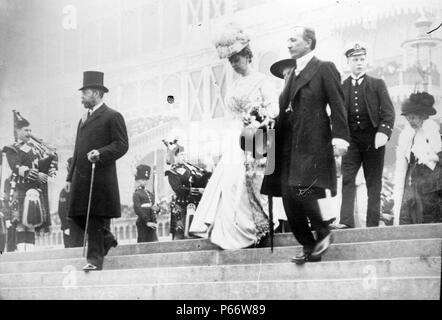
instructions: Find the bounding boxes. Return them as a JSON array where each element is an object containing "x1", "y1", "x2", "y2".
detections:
[{"x1": 189, "y1": 70, "x2": 285, "y2": 249}]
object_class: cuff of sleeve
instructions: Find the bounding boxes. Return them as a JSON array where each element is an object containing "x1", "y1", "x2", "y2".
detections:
[
  {"x1": 377, "y1": 124, "x2": 392, "y2": 138},
  {"x1": 332, "y1": 138, "x2": 349, "y2": 149}
]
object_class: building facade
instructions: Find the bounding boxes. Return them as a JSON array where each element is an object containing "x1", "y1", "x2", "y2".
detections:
[{"x1": 1, "y1": 0, "x2": 441, "y2": 234}]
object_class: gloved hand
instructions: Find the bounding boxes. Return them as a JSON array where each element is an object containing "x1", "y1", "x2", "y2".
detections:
[
  {"x1": 146, "y1": 222, "x2": 157, "y2": 229},
  {"x1": 374, "y1": 132, "x2": 388, "y2": 149}
]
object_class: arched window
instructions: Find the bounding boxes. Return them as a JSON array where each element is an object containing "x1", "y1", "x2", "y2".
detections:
[
  {"x1": 119, "y1": 226, "x2": 125, "y2": 240},
  {"x1": 132, "y1": 225, "x2": 137, "y2": 239},
  {"x1": 165, "y1": 222, "x2": 170, "y2": 236},
  {"x1": 158, "y1": 222, "x2": 164, "y2": 237},
  {"x1": 125, "y1": 226, "x2": 130, "y2": 240},
  {"x1": 162, "y1": 0, "x2": 182, "y2": 48}
]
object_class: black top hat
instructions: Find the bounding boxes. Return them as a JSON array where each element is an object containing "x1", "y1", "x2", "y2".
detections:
[
  {"x1": 401, "y1": 92, "x2": 437, "y2": 116},
  {"x1": 270, "y1": 59, "x2": 297, "y2": 79},
  {"x1": 79, "y1": 71, "x2": 109, "y2": 93},
  {"x1": 135, "y1": 164, "x2": 151, "y2": 180}
]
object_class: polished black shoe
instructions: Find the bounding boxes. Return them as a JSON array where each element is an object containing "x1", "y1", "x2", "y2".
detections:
[
  {"x1": 291, "y1": 252, "x2": 322, "y2": 265},
  {"x1": 324, "y1": 217, "x2": 336, "y2": 226},
  {"x1": 82, "y1": 263, "x2": 102, "y2": 272},
  {"x1": 311, "y1": 233, "x2": 334, "y2": 259},
  {"x1": 331, "y1": 223, "x2": 351, "y2": 229}
]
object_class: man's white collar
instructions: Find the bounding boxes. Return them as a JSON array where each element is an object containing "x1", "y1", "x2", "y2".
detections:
[
  {"x1": 89, "y1": 101, "x2": 104, "y2": 115},
  {"x1": 295, "y1": 50, "x2": 315, "y2": 75}
]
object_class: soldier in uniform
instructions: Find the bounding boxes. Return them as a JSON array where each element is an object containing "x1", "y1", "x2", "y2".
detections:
[
  {"x1": 133, "y1": 164, "x2": 159, "y2": 243},
  {"x1": 58, "y1": 157, "x2": 73, "y2": 248},
  {"x1": 165, "y1": 142, "x2": 211, "y2": 240},
  {"x1": 336, "y1": 42, "x2": 395, "y2": 229},
  {"x1": 3, "y1": 114, "x2": 56, "y2": 252}
]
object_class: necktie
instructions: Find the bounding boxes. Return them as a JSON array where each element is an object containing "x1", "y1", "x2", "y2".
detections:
[{"x1": 352, "y1": 75, "x2": 365, "y2": 86}]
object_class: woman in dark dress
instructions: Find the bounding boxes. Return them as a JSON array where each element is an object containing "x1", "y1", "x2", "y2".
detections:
[{"x1": 393, "y1": 92, "x2": 442, "y2": 225}]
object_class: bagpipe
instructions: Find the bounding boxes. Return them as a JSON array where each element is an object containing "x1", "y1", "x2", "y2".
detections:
[{"x1": 12, "y1": 111, "x2": 58, "y2": 230}]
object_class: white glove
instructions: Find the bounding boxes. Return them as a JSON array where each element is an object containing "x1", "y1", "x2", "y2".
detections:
[
  {"x1": 141, "y1": 203, "x2": 152, "y2": 208},
  {"x1": 5, "y1": 220, "x2": 12, "y2": 229},
  {"x1": 146, "y1": 222, "x2": 157, "y2": 229},
  {"x1": 87, "y1": 149, "x2": 100, "y2": 163},
  {"x1": 64, "y1": 229, "x2": 70, "y2": 236},
  {"x1": 374, "y1": 132, "x2": 388, "y2": 149},
  {"x1": 332, "y1": 138, "x2": 349, "y2": 157}
]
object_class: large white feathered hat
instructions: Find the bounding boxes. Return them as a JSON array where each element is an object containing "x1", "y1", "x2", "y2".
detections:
[{"x1": 213, "y1": 22, "x2": 250, "y2": 59}]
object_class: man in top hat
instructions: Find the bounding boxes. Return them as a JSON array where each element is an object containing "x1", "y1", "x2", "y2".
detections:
[
  {"x1": 67, "y1": 71, "x2": 128, "y2": 271},
  {"x1": 261, "y1": 26, "x2": 350, "y2": 264},
  {"x1": 2, "y1": 113, "x2": 55, "y2": 252},
  {"x1": 336, "y1": 42, "x2": 395, "y2": 229},
  {"x1": 58, "y1": 157, "x2": 73, "y2": 248},
  {"x1": 133, "y1": 164, "x2": 159, "y2": 243}
]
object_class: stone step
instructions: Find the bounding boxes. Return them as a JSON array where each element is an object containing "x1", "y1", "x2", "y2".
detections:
[
  {"x1": 1, "y1": 276, "x2": 439, "y2": 300},
  {"x1": 0, "y1": 257, "x2": 439, "y2": 289},
  {"x1": 1, "y1": 224, "x2": 441, "y2": 263},
  {"x1": 0, "y1": 238, "x2": 440, "y2": 274}
]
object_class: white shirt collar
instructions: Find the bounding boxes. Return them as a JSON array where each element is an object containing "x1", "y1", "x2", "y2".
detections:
[
  {"x1": 351, "y1": 73, "x2": 366, "y2": 85},
  {"x1": 295, "y1": 50, "x2": 315, "y2": 75},
  {"x1": 89, "y1": 101, "x2": 104, "y2": 115}
]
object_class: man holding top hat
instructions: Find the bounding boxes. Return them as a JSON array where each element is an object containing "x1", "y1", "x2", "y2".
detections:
[
  {"x1": 67, "y1": 71, "x2": 128, "y2": 271},
  {"x1": 336, "y1": 42, "x2": 395, "y2": 229},
  {"x1": 261, "y1": 26, "x2": 350, "y2": 264},
  {"x1": 133, "y1": 164, "x2": 159, "y2": 243}
]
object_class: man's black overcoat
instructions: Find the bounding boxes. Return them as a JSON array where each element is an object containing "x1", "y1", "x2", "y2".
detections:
[{"x1": 67, "y1": 104, "x2": 128, "y2": 218}]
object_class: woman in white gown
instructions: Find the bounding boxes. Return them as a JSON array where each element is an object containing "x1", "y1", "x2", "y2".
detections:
[{"x1": 189, "y1": 25, "x2": 283, "y2": 249}]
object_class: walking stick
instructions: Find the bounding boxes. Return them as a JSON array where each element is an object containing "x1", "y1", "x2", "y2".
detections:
[
  {"x1": 83, "y1": 162, "x2": 96, "y2": 257},
  {"x1": 268, "y1": 195, "x2": 274, "y2": 253}
]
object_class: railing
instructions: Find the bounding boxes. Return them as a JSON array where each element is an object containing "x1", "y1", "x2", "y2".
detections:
[{"x1": 35, "y1": 216, "x2": 172, "y2": 250}]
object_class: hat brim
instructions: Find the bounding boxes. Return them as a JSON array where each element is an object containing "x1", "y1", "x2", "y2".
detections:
[
  {"x1": 224, "y1": 42, "x2": 250, "y2": 59},
  {"x1": 401, "y1": 107, "x2": 437, "y2": 116},
  {"x1": 79, "y1": 85, "x2": 109, "y2": 93},
  {"x1": 346, "y1": 50, "x2": 367, "y2": 58},
  {"x1": 270, "y1": 59, "x2": 297, "y2": 79}
]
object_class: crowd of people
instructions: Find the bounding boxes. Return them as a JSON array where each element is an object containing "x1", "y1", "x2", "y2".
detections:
[{"x1": 1, "y1": 24, "x2": 441, "y2": 271}]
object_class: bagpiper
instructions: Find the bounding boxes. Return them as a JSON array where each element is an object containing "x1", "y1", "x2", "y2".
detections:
[
  {"x1": 164, "y1": 140, "x2": 211, "y2": 240},
  {"x1": 133, "y1": 164, "x2": 159, "y2": 243},
  {"x1": 2, "y1": 111, "x2": 57, "y2": 252}
]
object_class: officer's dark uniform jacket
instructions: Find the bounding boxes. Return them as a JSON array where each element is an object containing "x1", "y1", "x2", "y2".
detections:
[
  {"x1": 133, "y1": 186, "x2": 158, "y2": 242},
  {"x1": 133, "y1": 186, "x2": 157, "y2": 224}
]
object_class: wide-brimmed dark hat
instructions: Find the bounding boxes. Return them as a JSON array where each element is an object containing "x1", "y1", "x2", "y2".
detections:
[
  {"x1": 79, "y1": 71, "x2": 109, "y2": 93},
  {"x1": 270, "y1": 59, "x2": 297, "y2": 79},
  {"x1": 401, "y1": 92, "x2": 437, "y2": 116},
  {"x1": 135, "y1": 164, "x2": 151, "y2": 180}
]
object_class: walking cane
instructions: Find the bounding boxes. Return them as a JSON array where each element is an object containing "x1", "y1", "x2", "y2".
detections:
[
  {"x1": 83, "y1": 162, "x2": 96, "y2": 257},
  {"x1": 268, "y1": 195, "x2": 274, "y2": 253}
]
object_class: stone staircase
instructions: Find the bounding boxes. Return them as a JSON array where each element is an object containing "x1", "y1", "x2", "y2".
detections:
[{"x1": 0, "y1": 224, "x2": 440, "y2": 300}]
